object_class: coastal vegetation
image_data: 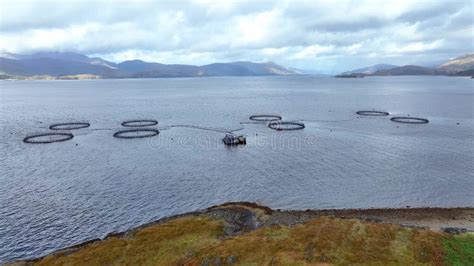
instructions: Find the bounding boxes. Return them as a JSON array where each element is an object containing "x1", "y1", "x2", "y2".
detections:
[{"x1": 17, "y1": 203, "x2": 474, "y2": 265}]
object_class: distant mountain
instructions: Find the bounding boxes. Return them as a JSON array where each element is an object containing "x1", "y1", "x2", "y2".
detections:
[
  {"x1": 371, "y1": 65, "x2": 446, "y2": 76},
  {"x1": 338, "y1": 54, "x2": 474, "y2": 77},
  {"x1": 1, "y1": 51, "x2": 118, "y2": 69},
  {"x1": 230, "y1": 61, "x2": 295, "y2": 76},
  {"x1": 341, "y1": 64, "x2": 398, "y2": 75},
  {"x1": 452, "y1": 68, "x2": 474, "y2": 76},
  {"x1": 117, "y1": 60, "x2": 166, "y2": 73},
  {"x1": 287, "y1": 67, "x2": 327, "y2": 76},
  {"x1": 117, "y1": 60, "x2": 200, "y2": 77},
  {"x1": 0, "y1": 57, "x2": 122, "y2": 77},
  {"x1": 199, "y1": 63, "x2": 253, "y2": 76},
  {"x1": 437, "y1": 53, "x2": 474, "y2": 73},
  {"x1": 120, "y1": 60, "x2": 296, "y2": 78},
  {"x1": 0, "y1": 52, "x2": 297, "y2": 79}
]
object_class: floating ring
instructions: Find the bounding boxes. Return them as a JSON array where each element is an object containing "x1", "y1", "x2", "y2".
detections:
[
  {"x1": 268, "y1": 121, "x2": 305, "y2": 131},
  {"x1": 356, "y1": 111, "x2": 390, "y2": 116},
  {"x1": 49, "y1": 122, "x2": 90, "y2": 130},
  {"x1": 249, "y1": 115, "x2": 282, "y2": 122},
  {"x1": 121, "y1": 119, "x2": 158, "y2": 127},
  {"x1": 390, "y1": 117, "x2": 429, "y2": 124},
  {"x1": 113, "y1": 128, "x2": 160, "y2": 139},
  {"x1": 23, "y1": 132, "x2": 74, "y2": 144}
]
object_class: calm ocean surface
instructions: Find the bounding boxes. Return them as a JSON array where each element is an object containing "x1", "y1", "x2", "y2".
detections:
[{"x1": 1, "y1": 76, "x2": 473, "y2": 262}]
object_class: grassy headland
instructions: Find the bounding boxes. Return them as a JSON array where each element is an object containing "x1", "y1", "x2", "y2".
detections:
[{"x1": 12, "y1": 203, "x2": 474, "y2": 265}]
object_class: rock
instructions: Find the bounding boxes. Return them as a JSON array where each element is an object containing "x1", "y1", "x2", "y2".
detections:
[
  {"x1": 400, "y1": 224, "x2": 428, "y2": 230},
  {"x1": 360, "y1": 216, "x2": 383, "y2": 223},
  {"x1": 185, "y1": 250, "x2": 196, "y2": 258},
  {"x1": 442, "y1": 227, "x2": 467, "y2": 234},
  {"x1": 105, "y1": 231, "x2": 125, "y2": 239},
  {"x1": 225, "y1": 255, "x2": 237, "y2": 264},
  {"x1": 207, "y1": 207, "x2": 258, "y2": 236}
]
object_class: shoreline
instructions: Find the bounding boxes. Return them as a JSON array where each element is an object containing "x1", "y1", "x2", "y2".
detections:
[
  {"x1": 2, "y1": 74, "x2": 472, "y2": 81},
  {"x1": 10, "y1": 202, "x2": 474, "y2": 265}
]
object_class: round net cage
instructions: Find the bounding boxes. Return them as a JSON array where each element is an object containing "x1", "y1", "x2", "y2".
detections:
[
  {"x1": 268, "y1": 121, "x2": 305, "y2": 131},
  {"x1": 113, "y1": 128, "x2": 160, "y2": 139},
  {"x1": 49, "y1": 122, "x2": 90, "y2": 130},
  {"x1": 23, "y1": 132, "x2": 74, "y2": 144},
  {"x1": 249, "y1": 115, "x2": 282, "y2": 122},
  {"x1": 356, "y1": 110, "x2": 390, "y2": 116},
  {"x1": 121, "y1": 119, "x2": 158, "y2": 127},
  {"x1": 390, "y1": 117, "x2": 429, "y2": 124}
]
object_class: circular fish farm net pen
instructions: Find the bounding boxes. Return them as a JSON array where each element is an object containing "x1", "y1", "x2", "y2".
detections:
[
  {"x1": 113, "y1": 128, "x2": 160, "y2": 139},
  {"x1": 268, "y1": 121, "x2": 305, "y2": 131},
  {"x1": 356, "y1": 111, "x2": 390, "y2": 116},
  {"x1": 249, "y1": 115, "x2": 282, "y2": 122},
  {"x1": 49, "y1": 122, "x2": 90, "y2": 130},
  {"x1": 390, "y1": 117, "x2": 429, "y2": 124},
  {"x1": 121, "y1": 119, "x2": 158, "y2": 127},
  {"x1": 23, "y1": 132, "x2": 74, "y2": 144}
]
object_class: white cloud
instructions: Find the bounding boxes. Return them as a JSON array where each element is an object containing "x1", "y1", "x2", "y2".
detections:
[
  {"x1": 261, "y1": 47, "x2": 289, "y2": 56},
  {"x1": 387, "y1": 40, "x2": 445, "y2": 54},
  {"x1": 0, "y1": 0, "x2": 472, "y2": 73},
  {"x1": 290, "y1": 45, "x2": 334, "y2": 59}
]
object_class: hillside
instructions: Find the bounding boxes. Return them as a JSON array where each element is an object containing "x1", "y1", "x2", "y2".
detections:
[
  {"x1": 0, "y1": 57, "x2": 122, "y2": 77},
  {"x1": 342, "y1": 64, "x2": 398, "y2": 75},
  {"x1": 438, "y1": 54, "x2": 474, "y2": 73},
  {"x1": 0, "y1": 52, "x2": 118, "y2": 69},
  {"x1": 452, "y1": 68, "x2": 474, "y2": 76},
  {"x1": 0, "y1": 52, "x2": 297, "y2": 79},
  {"x1": 371, "y1": 65, "x2": 447, "y2": 76},
  {"x1": 338, "y1": 53, "x2": 474, "y2": 77},
  {"x1": 13, "y1": 203, "x2": 474, "y2": 265}
]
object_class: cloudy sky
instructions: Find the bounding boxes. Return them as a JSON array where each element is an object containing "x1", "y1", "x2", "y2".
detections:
[{"x1": 0, "y1": 0, "x2": 472, "y2": 73}]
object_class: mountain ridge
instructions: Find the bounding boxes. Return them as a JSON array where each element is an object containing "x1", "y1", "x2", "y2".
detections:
[
  {"x1": 372, "y1": 65, "x2": 447, "y2": 76},
  {"x1": 339, "y1": 53, "x2": 473, "y2": 77},
  {"x1": 437, "y1": 53, "x2": 474, "y2": 73},
  {"x1": 341, "y1": 64, "x2": 399, "y2": 75},
  {"x1": 0, "y1": 52, "x2": 297, "y2": 79}
]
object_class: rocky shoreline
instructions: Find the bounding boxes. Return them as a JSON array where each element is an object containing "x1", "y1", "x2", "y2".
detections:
[{"x1": 10, "y1": 202, "x2": 474, "y2": 265}]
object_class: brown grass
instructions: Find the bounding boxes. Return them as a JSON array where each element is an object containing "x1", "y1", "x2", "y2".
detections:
[
  {"x1": 28, "y1": 215, "x2": 454, "y2": 265},
  {"x1": 35, "y1": 216, "x2": 223, "y2": 266}
]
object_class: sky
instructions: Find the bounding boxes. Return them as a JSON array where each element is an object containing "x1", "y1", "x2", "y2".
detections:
[{"x1": 0, "y1": 0, "x2": 472, "y2": 73}]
